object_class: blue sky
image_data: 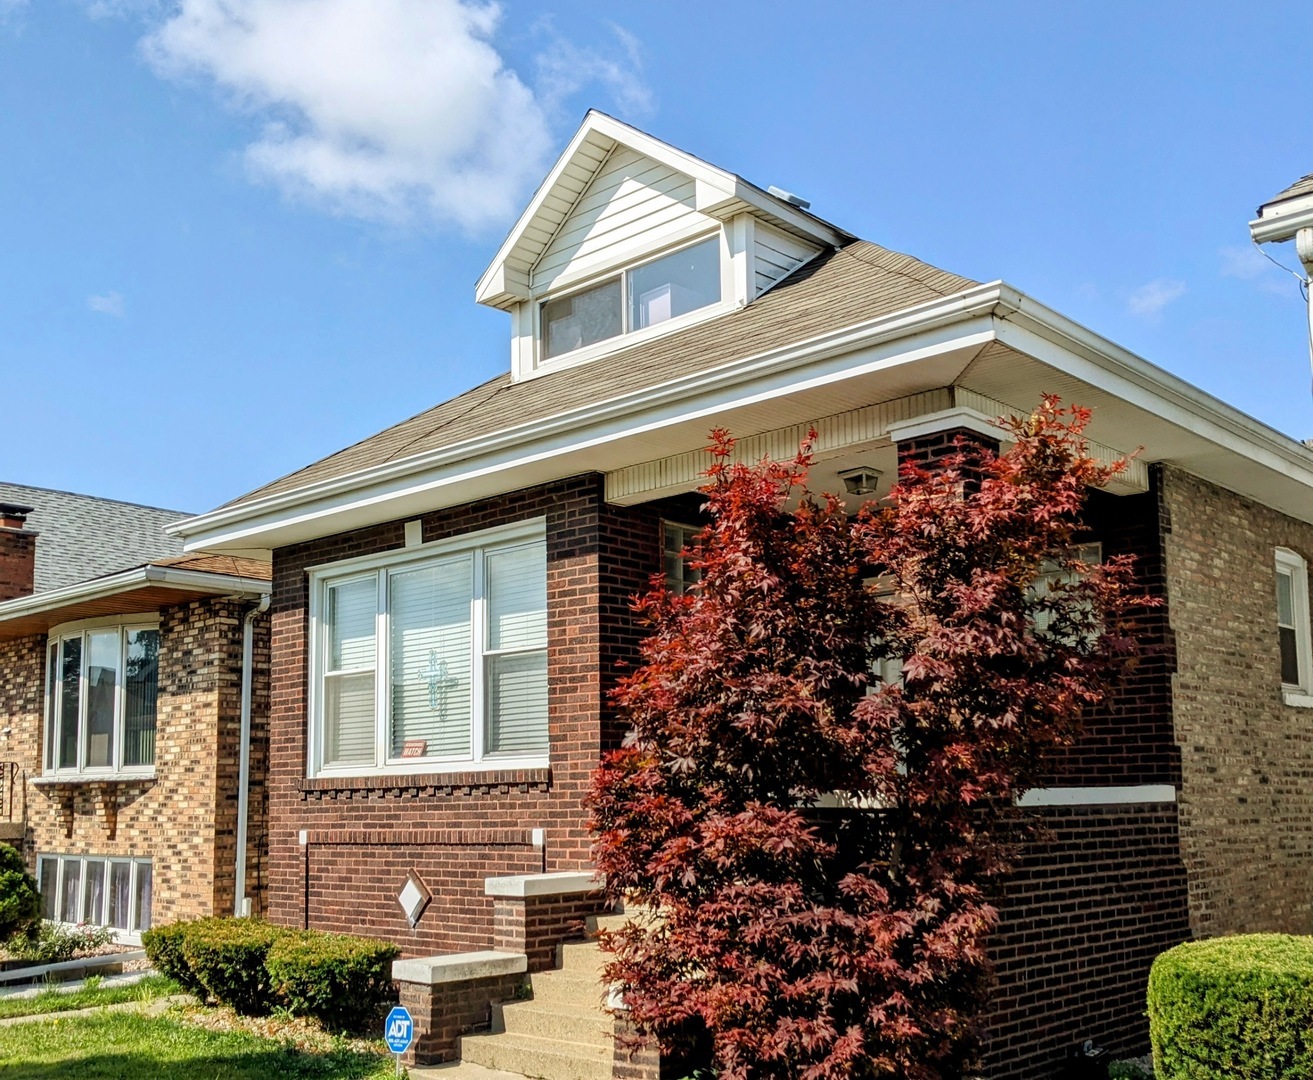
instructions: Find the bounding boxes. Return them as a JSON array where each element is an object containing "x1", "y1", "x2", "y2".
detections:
[{"x1": 2, "y1": 0, "x2": 1310, "y2": 513}]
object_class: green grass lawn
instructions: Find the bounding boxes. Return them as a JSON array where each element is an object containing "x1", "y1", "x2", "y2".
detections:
[
  {"x1": 0, "y1": 974, "x2": 179, "y2": 1019},
  {"x1": 0, "y1": 1010, "x2": 396, "y2": 1079}
]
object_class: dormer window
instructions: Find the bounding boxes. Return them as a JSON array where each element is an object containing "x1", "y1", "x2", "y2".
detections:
[{"x1": 541, "y1": 235, "x2": 722, "y2": 361}]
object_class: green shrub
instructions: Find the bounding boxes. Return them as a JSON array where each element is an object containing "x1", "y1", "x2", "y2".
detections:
[
  {"x1": 141, "y1": 918, "x2": 216, "y2": 994},
  {"x1": 1149, "y1": 934, "x2": 1313, "y2": 1079},
  {"x1": 265, "y1": 930, "x2": 400, "y2": 1033},
  {"x1": 0, "y1": 843, "x2": 40, "y2": 942},
  {"x1": 181, "y1": 918, "x2": 288, "y2": 1015}
]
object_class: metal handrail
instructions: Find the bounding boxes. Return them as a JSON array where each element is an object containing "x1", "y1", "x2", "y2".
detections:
[{"x1": 0, "y1": 761, "x2": 22, "y2": 823}]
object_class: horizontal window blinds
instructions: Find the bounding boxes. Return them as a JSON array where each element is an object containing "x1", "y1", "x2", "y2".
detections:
[
  {"x1": 325, "y1": 578, "x2": 377, "y2": 767},
  {"x1": 389, "y1": 558, "x2": 473, "y2": 759},
  {"x1": 486, "y1": 543, "x2": 548, "y2": 755}
]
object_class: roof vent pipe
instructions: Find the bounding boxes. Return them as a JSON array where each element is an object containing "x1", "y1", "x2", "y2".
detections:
[{"x1": 768, "y1": 185, "x2": 811, "y2": 210}]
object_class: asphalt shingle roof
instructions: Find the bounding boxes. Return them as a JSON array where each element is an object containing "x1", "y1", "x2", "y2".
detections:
[
  {"x1": 0, "y1": 482, "x2": 190, "y2": 593},
  {"x1": 1261, "y1": 173, "x2": 1313, "y2": 212},
  {"x1": 220, "y1": 239, "x2": 979, "y2": 511}
]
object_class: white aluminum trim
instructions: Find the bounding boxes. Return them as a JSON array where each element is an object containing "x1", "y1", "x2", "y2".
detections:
[
  {"x1": 1250, "y1": 203, "x2": 1313, "y2": 245},
  {"x1": 0, "y1": 567, "x2": 270, "y2": 623},
  {"x1": 885, "y1": 406, "x2": 1003, "y2": 445},
  {"x1": 1017, "y1": 785, "x2": 1176, "y2": 807}
]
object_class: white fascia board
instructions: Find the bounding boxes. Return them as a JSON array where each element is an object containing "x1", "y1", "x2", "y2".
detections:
[
  {"x1": 992, "y1": 286, "x2": 1313, "y2": 488},
  {"x1": 0, "y1": 566, "x2": 271, "y2": 623},
  {"x1": 171, "y1": 285, "x2": 1008, "y2": 550}
]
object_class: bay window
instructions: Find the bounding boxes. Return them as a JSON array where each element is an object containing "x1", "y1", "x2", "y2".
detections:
[
  {"x1": 310, "y1": 520, "x2": 549, "y2": 776},
  {"x1": 45, "y1": 620, "x2": 159, "y2": 776}
]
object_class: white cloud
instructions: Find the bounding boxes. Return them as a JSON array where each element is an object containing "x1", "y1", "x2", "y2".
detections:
[
  {"x1": 134, "y1": 0, "x2": 649, "y2": 231},
  {"x1": 1220, "y1": 243, "x2": 1299, "y2": 296},
  {"x1": 1127, "y1": 278, "x2": 1187, "y2": 319},
  {"x1": 88, "y1": 290, "x2": 126, "y2": 317}
]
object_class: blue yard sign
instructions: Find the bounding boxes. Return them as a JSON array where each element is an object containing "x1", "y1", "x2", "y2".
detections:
[{"x1": 385, "y1": 1005, "x2": 414, "y2": 1074}]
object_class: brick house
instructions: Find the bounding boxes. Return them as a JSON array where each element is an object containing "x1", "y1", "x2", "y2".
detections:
[
  {"x1": 0, "y1": 482, "x2": 271, "y2": 939},
  {"x1": 175, "y1": 114, "x2": 1313, "y2": 1077}
]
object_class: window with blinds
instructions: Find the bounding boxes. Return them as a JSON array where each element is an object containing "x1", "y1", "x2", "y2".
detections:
[
  {"x1": 1275, "y1": 548, "x2": 1311, "y2": 694},
  {"x1": 311, "y1": 520, "x2": 549, "y2": 775}
]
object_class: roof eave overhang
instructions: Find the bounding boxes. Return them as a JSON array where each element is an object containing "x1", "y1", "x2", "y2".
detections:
[
  {"x1": 475, "y1": 111, "x2": 850, "y2": 310},
  {"x1": 172, "y1": 280, "x2": 1313, "y2": 553},
  {"x1": 1250, "y1": 194, "x2": 1313, "y2": 244},
  {"x1": 0, "y1": 566, "x2": 272, "y2": 627}
]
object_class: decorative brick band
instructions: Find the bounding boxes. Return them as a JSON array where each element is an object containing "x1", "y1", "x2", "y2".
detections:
[
  {"x1": 299, "y1": 767, "x2": 552, "y2": 799},
  {"x1": 305, "y1": 828, "x2": 538, "y2": 848}
]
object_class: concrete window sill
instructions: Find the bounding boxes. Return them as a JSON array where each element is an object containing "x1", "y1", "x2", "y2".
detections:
[
  {"x1": 1283, "y1": 690, "x2": 1313, "y2": 709},
  {"x1": 31, "y1": 771, "x2": 156, "y2": 785}
]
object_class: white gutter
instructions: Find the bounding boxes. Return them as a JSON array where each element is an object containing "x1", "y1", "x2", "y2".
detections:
[
  {"x1": 234, "y1": 593, "x2": 270, "y2": 918},
  {"x1": 0, "y1": 565, "x2": 272, "y2": 623},
  {"x1": 171, "y1": 280, "x2": 1313, "y2": 551}
]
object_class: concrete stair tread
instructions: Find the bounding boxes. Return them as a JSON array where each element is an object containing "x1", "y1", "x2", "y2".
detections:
[
  {"x1": 459, "y1": 1031, "x2": 612, "y2": 1080},
  {"x1": 501, "y1": 998, "x2": 610, "y2": 1020},
  {"x1": 495, "y1": 998, "x2": 612, "y2": 1045},
  {"x1": 409, "y1": 1062, "x2": 526, "y2": 1080}
]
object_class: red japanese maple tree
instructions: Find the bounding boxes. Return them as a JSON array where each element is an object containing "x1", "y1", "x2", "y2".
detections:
[{"x1": 587, "y1": 397, "x2": 1144, "y2": 1080}]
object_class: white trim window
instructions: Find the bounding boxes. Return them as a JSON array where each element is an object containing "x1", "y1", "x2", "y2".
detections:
[
  {"x1": 37, "y1": 854, "x2": 153, "y2": 940},
  {"x1": 309, "y1": 520, "x2": 549, "y2": 777},
  {"x1": 540, "y1": 234, "x2": 723, "y2": 362},
  {"x1": 44, "y1": 618, "x2": 160, "y2": 777},
  {"x1": 662, "y1": 521, "x2": 702, "y2": 595},
  {"x1": 1275, "y1": 548, "x2": 1312, "y2": 694},
  {"x1": 1030, "y1": 542, "x2": 1103, "y2": 640}
]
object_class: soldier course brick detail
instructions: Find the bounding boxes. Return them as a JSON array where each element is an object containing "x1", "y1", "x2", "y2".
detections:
[
  {"x1": 264, "y1": 474, "x2": 660, "y2": 952},
  {"x1": 1162, "y1": 465, "x2": 1313, "y2": 938}
]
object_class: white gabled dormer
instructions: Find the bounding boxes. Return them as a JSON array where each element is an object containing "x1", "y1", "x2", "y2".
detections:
[{"x1": 477, "y1": 111, "x2": 851, "y2": 381}]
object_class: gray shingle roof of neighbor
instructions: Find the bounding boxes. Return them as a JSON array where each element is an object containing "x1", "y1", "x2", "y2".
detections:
[
  {"x1": 220, "y1": 239, "x2": 980, "y2": 511},
  {"x1": 0, "y1": 482, "x2": 190, "y2": 593},
  {"x1": 1260, "y1": 173, "x2": 1313, "y2": 212}
]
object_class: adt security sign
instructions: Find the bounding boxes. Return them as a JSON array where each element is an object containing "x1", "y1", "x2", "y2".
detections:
[{"x1": 385, "y1": 1005, "x2": 414, "y2": 1074}]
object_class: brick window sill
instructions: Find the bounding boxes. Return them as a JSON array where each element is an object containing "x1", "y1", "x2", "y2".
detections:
[
  {"x1": 1283, "y1": 690, "x2": 1313, "y2": 709},
  {"x1": 299, "y1": 767, "x2": 551, "y2": 798}
]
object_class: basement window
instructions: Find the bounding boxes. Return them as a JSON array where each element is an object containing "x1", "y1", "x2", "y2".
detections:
[
  {"x1": 309, "y1": 519, "x2": 549, "y2": 776},
  {"x1": 541, "y1": 235, "x2": 722, "y2": 361},
  {"x1": 44, "y1": 619, "x2": 159, "y2": 777},
  {"x1": 1275, "y1": 548, "x2": 1312, "y2": 697},
  {"x1": 37, "y1": 854, "x2": 153, "y2": 939}
]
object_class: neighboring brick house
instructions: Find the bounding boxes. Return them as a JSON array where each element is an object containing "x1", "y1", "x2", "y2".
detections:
[
  {"x1": 174, "y1": 113, "x2": 1313, "y2": 1077},
  {"x1": 0, "y1": 482, "x2": 272, "y2": 940}
]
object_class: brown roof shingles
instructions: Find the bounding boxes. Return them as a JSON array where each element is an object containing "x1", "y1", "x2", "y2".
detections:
[
  {"x1": 221, "y1": 240, "x2": 978, "y2": 511},
  {"x1": 1261, "y1": 173, "x2": 1313, "y2": 213}
]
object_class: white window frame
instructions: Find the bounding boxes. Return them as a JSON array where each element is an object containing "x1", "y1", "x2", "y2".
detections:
[
  {"x1": 1275, "y1": 548, "x2": 1313, "y2": 706},
  {"x1": 535, "y1": 230, "x2": 731, "y2": 369},
  {"x1": 306, "y1": 518, "x2": 550, "y2": 779},
  {"x1": 662, "y1": 520, "x2": 702, "y2": 596},
  {"x1": 43, "y1": 615, "x2": 161, "y2": 780},
  {"x1": 36, "y1": 853, "x2": 153, "y2": 945}
]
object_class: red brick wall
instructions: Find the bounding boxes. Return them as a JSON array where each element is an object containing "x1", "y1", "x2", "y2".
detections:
[
  {"x1": 0, "y1": 526, "x2": 36, "y2": 603},
  {"x1": 980, "y1": 802, "x2": 1190, "y2": 1079},
  {"x1": 265, "y1": 475, "x2": 660, "y2": 950}
]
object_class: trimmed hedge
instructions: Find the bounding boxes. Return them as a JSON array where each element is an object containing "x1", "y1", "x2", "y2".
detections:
[
  {"x1": 266, "y1": 931, "x2": 401, "y2": 1033},
  {"x1": 181, "y1": 918, "x2": 288, "y2": 1016},
  {"x1": 1149, "y1": 934, "x2": 1313, "y2": 1080},
  {"x1": 142, "y1": 918, "x2": 216, "y2": 995}
]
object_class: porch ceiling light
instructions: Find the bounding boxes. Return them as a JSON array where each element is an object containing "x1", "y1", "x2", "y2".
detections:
[
  {"x1": 838, "y1": 466, "x2": 881, "y2": 497},
  {"x1": 398, "y1": 869, "x2": 433, "y2": 928}
]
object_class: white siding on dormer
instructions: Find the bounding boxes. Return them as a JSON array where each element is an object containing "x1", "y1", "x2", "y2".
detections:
[
  {"x1": 531, "y1": 146, "x2": 707, "y2": 293},
  {"x1": 753, "y1": 221, "x2": 821, "y2": 297}
]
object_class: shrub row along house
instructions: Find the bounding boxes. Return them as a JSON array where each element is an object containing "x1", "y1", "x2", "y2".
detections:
[
  {"x1": 6, "y1": 114, "x2": 1313, "y2": 1076},
  {"x1": 0, "y1": 482, "x2": 271, "y2": 940}
]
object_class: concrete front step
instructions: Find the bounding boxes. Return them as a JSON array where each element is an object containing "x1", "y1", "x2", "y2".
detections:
[
  {"x1": 586, "y1": 912, "x2": 631, "y2": 936},
  {"x1": 555, "y1": 940, "x2": 607, "y2": 975},
  {"x1": 459, "y1": 1031, "x2": 612, "y2": 1080},
  {"x1": 495, "y1": 998, "x2": 611, "y2": 1044},
  {"x1": 523, "y1": 968, "x2": 610, "y2": 1009}
]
